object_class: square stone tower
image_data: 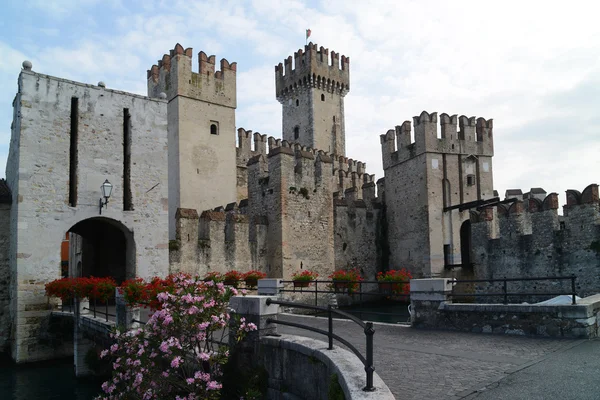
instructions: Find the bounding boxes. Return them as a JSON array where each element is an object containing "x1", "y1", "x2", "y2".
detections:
[
  {"x1": 381, "y1": 112, "x2": 494, "y2": 277},
  {"x1": 148, "y1": 44, "x2": 237, "y2": 239},
  {"x1": 275, "y1": 43, "x2": 349, "y2": 156}
]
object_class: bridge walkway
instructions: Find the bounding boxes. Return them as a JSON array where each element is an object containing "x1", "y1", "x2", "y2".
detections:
[{"x1": 276, "y1": 314, "x2": 581, "y2": 400}]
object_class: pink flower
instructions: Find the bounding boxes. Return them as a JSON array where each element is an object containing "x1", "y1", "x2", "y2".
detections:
[
  {"x1": 171, "y1": 356, "x2": 183, "y2": 368},
  {"x1": 100, "y1": 349, "x2": 109, "y2": 359}
]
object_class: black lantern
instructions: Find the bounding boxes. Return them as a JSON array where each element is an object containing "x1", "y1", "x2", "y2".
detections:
[{"x1": 99, "y1": 179, "x2": 113, "y2": 214}]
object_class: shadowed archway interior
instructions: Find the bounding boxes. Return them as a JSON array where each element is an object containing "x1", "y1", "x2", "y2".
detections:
[{"x1": 67, "y1": 217, "x2": 135, "y2": 285}]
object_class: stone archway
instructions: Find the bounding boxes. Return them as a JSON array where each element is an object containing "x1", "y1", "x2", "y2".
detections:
[{"x1": 66, "y1": 217, "x2": 135, "y2": 284}]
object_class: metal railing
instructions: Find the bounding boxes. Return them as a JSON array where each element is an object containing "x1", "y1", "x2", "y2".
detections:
[
  {"x1": 265, "y1": 298, "x2": 376, "y2": 392},
  {"x1": 450, "y1": 275, "x2": 577, "y2": 305},
  {"x1": 279, "y1": 279, "x2": 410, "y2": 320}
]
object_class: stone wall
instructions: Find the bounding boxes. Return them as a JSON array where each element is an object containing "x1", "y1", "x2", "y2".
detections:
[
  {"x1": 411, "y1": 279, "x2": 600, "y2": 338},
  {"x1": 381, "y1": 112, "x2": 494, "y2": 278},
  {"x1": 334, "y1": 196, "x2": 383, "y2": 280},
  {"x1": 247, "y1": 143, "x2": 335, "y2": 280},
  {"x1": 0, "y1": 203, "x2": 11, "y2": 352},
  {"x1": 275, "y1": 43, "x2": 349, "y2": 156},
  {"x1": 7, "y1": 69, "x2": 169, "y2": 362},
  {"x1": 472, "y1": 185, "x2": 600, "y2": 299},
  {"x1": 148, "y1": 44, "x2": 237, "y2": 239}
]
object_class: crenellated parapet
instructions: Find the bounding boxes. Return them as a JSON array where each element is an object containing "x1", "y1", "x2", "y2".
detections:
[
  {"x1": 472, "y1": 184, "x2": 600, "y2": 298},
  {"x1": 381, "y1": 111, "x2": 494, "y2": 169},
  {"x1": 473, "y1": 185, "x2": 600, "y2": 240},
  {"x1": 275, "y1": 42, "x2": 350, "y2": 103},
  {"x1": 147, "y1": 43, "x2": 236, "y2": 107}
]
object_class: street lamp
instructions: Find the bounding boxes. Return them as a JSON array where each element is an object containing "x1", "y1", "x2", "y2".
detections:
[{"x1": 99, "y1": 179, "x2": 113, "y2": 215}]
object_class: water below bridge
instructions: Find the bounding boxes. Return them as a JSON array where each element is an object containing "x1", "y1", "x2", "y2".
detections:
[{"x1": 0, "y1": 355, "x2": 103, "y2": 399}]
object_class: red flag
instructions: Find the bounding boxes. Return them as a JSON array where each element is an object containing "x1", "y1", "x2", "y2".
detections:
[{"x1": 306, "y1": 29, "x2": 311, "y2": 39}]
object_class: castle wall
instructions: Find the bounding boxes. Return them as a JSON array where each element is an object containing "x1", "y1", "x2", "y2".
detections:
[
  {"x1": 472, "y1": 186, "x2": 600, "y2": 299},
  {"x1": 0, "y1": 204, "x2": 11, "y2": 352},
  {"x1": 247, "y1": 144, "x2": 335, "y2": 279},
  {"x1": 334, "y1": 198, "x2": 382, "y2": 280},
  {"x1": 276, "y1": 43, "x2": 349, "y2": 156},
  {"x1": 381, "y1": 111, "x2": 494, "y2": 277},
  {"x1": 148, "y1": 44, "x2": 237, "y2": 239},
  {"x1": 8, "y1": 70, "x2": 169, "y2": 362}
]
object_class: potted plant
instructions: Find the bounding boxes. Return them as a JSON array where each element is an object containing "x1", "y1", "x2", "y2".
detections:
[
  {"x1": 291, "y1": 270, "x2": 319, "y2": 288},
  {"x1": 242, "y1": 270, "x2": 267, "y2": 288},
  {"x1": 203, "y1": 271, "x2": 223, "y2": 283},
  {"x1": 328, "y1": 269, "x2": 363, "y2": 294},
  {"x1": 223, "y1": 270, "x2": 243, "y2": 287},
  {"x1": 376, "y1": 268, "x2": 412, "y2": 297}
]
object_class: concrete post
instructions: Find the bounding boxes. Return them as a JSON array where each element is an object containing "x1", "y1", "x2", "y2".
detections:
[
  {"x1": 410, "y1": 278, "x2": 453, "y2": 328},
  {"x1": 115, "y1": 288, "x2": 140, "y2": 330},
  {"x1": 257, "y1": 279, "x2": 284, "y2": 296},
  {"x1": 73, "y1": 298, "x2": 94, "y2": 377}
]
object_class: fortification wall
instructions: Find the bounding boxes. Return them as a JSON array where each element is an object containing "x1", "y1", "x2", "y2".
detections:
[
  {"x1": 148, "y1": 44, "x2": 237, "y2": 239},
  {"x1": 275, "y1": 42, "x2": 349, "y2": 155},
  {"x1": 0, "y1": 203, "x2": 10, "y2": 352},
  {"x1": 236, "y1": 132, "x2": 371, "y2": 204},
  {"x1": 381, "y1": 111, "x2": 494, "y2": 278},
  {"x1": 472, "y1": 184, "x2": 600, "y2": 299},
  {"x1": 247, "y1": 141, "x2": 335, "y2": 280},
  {"x1": 334, "y1": 191, "x2": 383, "y2": 280},
  {"x1": 168, "y1": 204, "x2": 268, "y2": 276},
  {"x1": 8, "y1": 70, "x2": 169, "y2": 362}
]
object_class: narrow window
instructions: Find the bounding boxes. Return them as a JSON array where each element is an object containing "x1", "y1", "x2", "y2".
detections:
[
  {"x1": 123, "y1": 108, "x2": 133, "y2": 211},
  {"x1": 210, "y1": 122, "x2": 219, "y2": 135},
  {"x1": 321, "y1": 94, "x2": 325, "y2": 101},
  {"x1": 294, "y1": 126, "x2": 299, "y2": 140},
  {"x1": 295, "y1": 99, "x2": 299, "y2": 106},
  {"x1": 69, "y1": 97, "x2": 79, "y2": 207},
  {"x1": 466, "y1": 174, "x2": 475, "y2": 186}
]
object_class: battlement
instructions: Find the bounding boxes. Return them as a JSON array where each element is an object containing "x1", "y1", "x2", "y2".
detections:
[
  {"x1": 472, "y1": 184, "x2": 599, "y2": 239},
  {"x1": 381, "y1": 111, "x2": 494, "y2": 169},
  {"x1": 275, "y1": 42, "x2": 350, "y2": 102},
  {"x1": 240, "y1": 136, "x2": 374, "y2": 200},
  {"x1": 147, "y1": 43, "x2": 236, "y2": 107}
]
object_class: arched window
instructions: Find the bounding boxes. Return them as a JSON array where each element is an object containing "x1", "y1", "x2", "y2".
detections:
[
  {"x1": 294, "y1": 126, "x2": 299, "y2": 140},
  {"x1": 210, "y1": 122, "x2": 218, "y2": 135},
  {"x1": 321, "y1": 94, "x2": 325, "y2": 101},
  {"x1": 296, "y1": 99, "x2": 299, "y2": 106}
]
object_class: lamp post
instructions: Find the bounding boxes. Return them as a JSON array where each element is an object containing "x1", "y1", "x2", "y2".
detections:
[{"x1": 99, "y1": 179, "x2": 113, "y2": 215}]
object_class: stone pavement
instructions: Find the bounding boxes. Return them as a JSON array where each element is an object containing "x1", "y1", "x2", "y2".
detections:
[{"x1": 276, "y1": 314, "x2": 581, "y2": 399}]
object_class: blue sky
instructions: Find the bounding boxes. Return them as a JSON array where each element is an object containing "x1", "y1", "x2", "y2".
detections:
[{"x1": 1, "y1": 0, "x2": 599, "y2": 210}]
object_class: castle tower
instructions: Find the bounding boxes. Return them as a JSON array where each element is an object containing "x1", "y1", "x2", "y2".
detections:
[
  {"x1": 380, "y1": 111, "x2": 494, "y2": 277},
  {"x1": 275, "y1": 43, "x2": 349, "y2": 156},
  {"x1": 148, "y1": 44, "x2": 237, "y2": 239}
]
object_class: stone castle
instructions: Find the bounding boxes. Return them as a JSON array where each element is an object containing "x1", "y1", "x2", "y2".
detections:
[{"x1": 0, "y1": 42, "x2": 598, "y2": 362}]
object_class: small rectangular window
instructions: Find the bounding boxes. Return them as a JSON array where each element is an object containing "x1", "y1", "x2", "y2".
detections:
[
  {"x1": 210, "y1": 121, "x2": 219, "y2": 135},
  {"x1": 466, "y1": 174, "x2": 475, "y2": 186}
]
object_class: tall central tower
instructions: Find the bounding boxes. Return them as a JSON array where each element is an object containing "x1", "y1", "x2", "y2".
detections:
[{"x1": 275, "y1": 43, "x2": 350, "y2": 156}]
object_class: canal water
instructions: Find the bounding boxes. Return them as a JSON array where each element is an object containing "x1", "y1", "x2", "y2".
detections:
[{"x1": 0, "y1": 355, "x2": 103, "y2": 400}]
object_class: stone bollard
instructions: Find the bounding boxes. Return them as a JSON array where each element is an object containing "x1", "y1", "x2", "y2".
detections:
[
  {"x1": 410, "y1": 278, "x2": 453, "y2": 328},
  {"x1": 115, "y1": 288, "x2": 141, "y2": 330},
  {"x1": 228, "y1": 295, "x2": 279, "y2": 368},
  {"x1": 257, "y1": 279, "x2": 284, "y2": 296}
]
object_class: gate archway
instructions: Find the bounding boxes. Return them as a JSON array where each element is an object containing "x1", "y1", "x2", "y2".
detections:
[{"x1": 66, "y1": 217, "x2": 135, "y2": 284}]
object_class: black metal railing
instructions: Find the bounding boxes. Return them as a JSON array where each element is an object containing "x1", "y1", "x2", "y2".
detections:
[
  {"x1": 265, "y1": 298, "x2": 376, "y2": 392},
  {"x1": 450, "y1": 275, "x2": 577, "y2": 305},
  {"x1": 278, "y1": 279, "x2": 410, "y2": 321}
]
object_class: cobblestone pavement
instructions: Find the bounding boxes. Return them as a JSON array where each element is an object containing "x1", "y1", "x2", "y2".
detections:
[{"x1": 276, "y1": 314, "x2": 579, "y2": 400}]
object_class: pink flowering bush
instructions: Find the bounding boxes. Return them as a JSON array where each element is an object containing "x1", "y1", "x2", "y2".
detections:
[{"x1": 96, "y1": 273, "x2": 257, "y2": 400}]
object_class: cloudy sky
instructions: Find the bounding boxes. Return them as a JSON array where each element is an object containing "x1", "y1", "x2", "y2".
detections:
[{"x1": 1, "y1": 0, "x2": 598, "y2": 210}]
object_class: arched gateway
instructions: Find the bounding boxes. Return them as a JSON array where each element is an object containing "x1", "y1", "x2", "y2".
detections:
[{"x1": 66, "y1": 217, "x2": 136, "y2": 284}]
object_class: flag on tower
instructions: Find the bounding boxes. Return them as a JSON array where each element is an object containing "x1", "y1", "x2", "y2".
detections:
[{"x1": 306, "y1": 29, "x2": 311, "y2": 40}]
